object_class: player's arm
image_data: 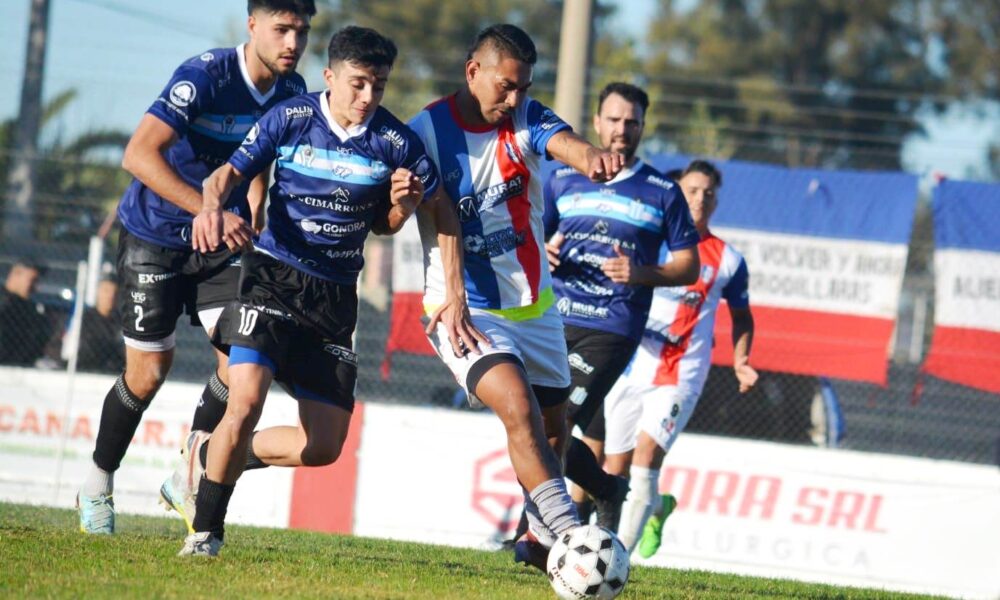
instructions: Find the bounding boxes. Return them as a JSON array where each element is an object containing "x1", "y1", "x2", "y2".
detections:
[
  {"x1": 121, "y1": 114, "x2": 203, "y2": 215},
  {"x1": 729, "y1": 306, "x2": 757, "y2": 393},
  {"x1": 372, "y1": 169, "x2": 424, "y2": 235},
  {"x1": 193, "y1": 163, "x2": 250, "y2": 253},
  {"x1": 545, "y1": 130, "x2": 624, "y2": 182},
  {"x1": 420, "y1": 187, "x2": 490, "y2": 357},
  {"x1": 602, "y1": 245, "x2": 699, "y2": 287},
  {"x1": 248, "y1": 168, "x2": 270, "y2": 234}
]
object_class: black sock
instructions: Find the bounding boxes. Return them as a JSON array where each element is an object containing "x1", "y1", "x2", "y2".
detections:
[
  {"x1": 198, "y1": 431, "x2": 268, "y2": 471},
  {"x1": 192, "y1": 477, "x2": 235, "y2": 540},
  {"x1": 92, "y1": 375, "x2": 151, "y2": 472},
  {"x1": 191, "y1": 371, "x2": 228, "y2": 432},
  {"x1": 564, "y1": 437, "x2": 618, "y2": 500},
  {"x1": 514, "y1": 506, "x2": 529, "y2": 540}
]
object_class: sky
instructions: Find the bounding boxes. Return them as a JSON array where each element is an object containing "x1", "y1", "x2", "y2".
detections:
[{"x1": 0, "y1": 0, "x2": 995, "y2": 181}]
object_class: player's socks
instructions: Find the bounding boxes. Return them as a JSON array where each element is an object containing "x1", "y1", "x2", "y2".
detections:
[
  {"x1": 81, "y1": 461, "x2": 113, "y2": 497},
  {"x1": 617, "y1": 466, "x2": 658, "y2": 552},
  {"x1": 190, "y1": 371, "x2": 228, "y2": 432},
  {"x1": 565, "y1": 437, "x2": 620, "y2": 500},
  {"x1": 529, "y1": 478, "x2": 581, "y2": 542},
  {"x1": 198, "y1": 431, "x2": 268, "y2": 471},
  {"x1": 192, "y1": 477, "x2": 234, "y2": 541},
  {"x1": 92, "y1": 374, "x2": 151, "y2": 474}
]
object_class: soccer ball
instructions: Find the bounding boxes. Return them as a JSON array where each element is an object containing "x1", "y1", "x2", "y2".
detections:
[{"x1": 546, "y1": 525, "x2": 630, "y2": 600}]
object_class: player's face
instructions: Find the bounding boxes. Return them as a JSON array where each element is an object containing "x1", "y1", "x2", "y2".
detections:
[
  {"x1": 467, "y1": 50, "x2": 533, "y2": 125},
  {"x1": 248, "y1": 10, "x2": 311, "y2": 76},
  {"x1": 679, "y1": 171, "x2": 718, "y2": 230},
  {"x1": 324, "y1": 61, "x2": 391, "y2": 128},
  {"x1": 7, "y1": 266, "x2": 40, "y2": 299},
  {"x1": 593, "y1": 93, "x2": 644, "y2": 161}
]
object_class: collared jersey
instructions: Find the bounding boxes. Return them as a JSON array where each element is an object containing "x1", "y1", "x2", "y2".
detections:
[
  {"x1": 118, "y1": 45, "x2": 306, "y2": 250},
  {"x1": 544, "y1": 160, "x2": 698, "y2": 340},
  {"x1": 229, "y1": 91, "x2": 439, "y2": 284},
  {"x1": 623, "y1": 232, "x2": 750, "y2": 392},
  {"x1": 408, "y1": 95, "x2": 570, "y2": 319}
]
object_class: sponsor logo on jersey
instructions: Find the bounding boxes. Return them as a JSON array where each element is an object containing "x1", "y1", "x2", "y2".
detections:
[
  {"x1": 297, "y1": 194, "x2": 375, "y2": 214},
  {"x1": 138, "y1": 272, "x2": 179, "y2": 285},
  {"x1": 200, "y1": 52, "x2": 214, "y2": 62},
  {"x1": 285, "y1": 106, "x2": 313, "y2": 119},
  {"x1": 130, "y1": 291, "x2": 146, "y2": 303},
  {"x1": 646, "y1": 175, "x2": 674, "y2": 190},
  {"x1": 568, "y1": 386, "x2": 588, "y2": 405},
  {"x1": 457, "y1": 175, "x2": 525, "y2": 222},
  {"x1": 566, "y1": 247, "x2": 607, "y2": 269},
  {"x1": 299, "y1": 219, "x2": 366, "y2": 236},
  {"x1": 594, "y1": 220, "x2": 610, "y2": 235},
  {"x1": 322, "y1": 344, "x2": 358, "y2": 366},
  {"x1": 285, "y1": 79, "x2": 305, "y2": 94},
  {"x1": 243, "y1": 123, "x2": 260, "y2": 146},
  {"x1": 564, "y1": 231, "x2": 636, "y2": 251},
  {"x1": 297, "y1": 146, "x2": 316, "y2": 168},
  {"x1": 538, "y1": 108, "x2": 562, "y2": 131},
  {"x1": 567, "y1": 353, "x2": 595, "y2": 375},
  {"x1": 554, "y1": 166, "x2": 576, "y2": 179},
  {"x1": 169, "y1": 81, "x2": 197, "y2": 107},
  {"x1": 556, "y1": 296, "x2": 609, "y2": 319},
  {"x1": 463, "y1": 227, "x2": 525, "y2": 258},
  {"x1": 323, "y1": 248, "x2": 362, "y2": 259},
  {"x1": 565, "y1": 277, "x2": 614, "y2": 297},
  {"x1": 379, "y1": 125, "x2": 405, "y2": 149}
]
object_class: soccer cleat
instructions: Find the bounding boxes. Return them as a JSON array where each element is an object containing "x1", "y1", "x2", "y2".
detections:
[
  {"x1": 76, "y1": 492, "x2": 115, "y2": 534},
  {"x1": 637, "y1": 494, "x2": 677, "y2": 559},
  {"x1": 594, "y1": 475, "x2": 630, "y2": 533},
  {"x1": 513, "y1": 530, "x2": 550, "y2": 573},
  {"x1": 178, "y1": 531, "x2": 224, "y2": 557},
  {"x1": 159, "y1": 430, "x2": 210, "y2": 533}
]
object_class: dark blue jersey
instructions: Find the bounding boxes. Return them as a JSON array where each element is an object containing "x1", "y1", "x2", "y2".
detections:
[
  {"x1": 544, "y1": 160, "x2": 698, "y2": 340},
  {"x1": 117, "y1": 45, "x2": 306, "y2": 249},
  {"x1": 229, "y1": 91, "x2": 440, "y2": 284}
]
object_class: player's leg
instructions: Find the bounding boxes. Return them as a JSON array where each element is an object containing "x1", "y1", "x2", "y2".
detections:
[
  {"x1": 181, "y1": 356, "x2": 272, "y2": 556},
  {"x1": 562, "y1": 326, "x2": 637, "y2": 531},
  {"x1": 79, "y1": 232, "x2": 183, "y2": 534},
  {"x1": 569, "y1": 424, "x2": 605, "y2": 523},
  {"x1": 613, "y1": 386, "x2": 697, "y2": 554},
  {"x1": 190, "y1": 254, "x2": 241, "y2": 432}
]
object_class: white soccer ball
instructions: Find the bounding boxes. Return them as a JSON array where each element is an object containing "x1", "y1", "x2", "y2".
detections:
[{"x1": 546, "y1": 525, "x2": 630, "y2": 600}]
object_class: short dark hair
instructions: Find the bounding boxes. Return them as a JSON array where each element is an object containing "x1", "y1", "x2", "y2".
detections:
[
  {"x1": 679, "y1": 159, "x2": 723, "y2": 189},
  {"x1": 328, "y1": 26, "x2": 398, "y2": 69},
  {"x1": 13, "y1": 256, "x2": 46, "y2": 275},
  {"x1": 597, "y1": 82, "x2": 650, "y2": 115},
  {"x1": 467, "y1": 24, "x2": 537, "y2": 65},
  {"x1": 247, "y1": 0, "x2": 316, "y2": 17},
  {"x1": 664, "y1": 168, "x2": 683, "y2": 181}
]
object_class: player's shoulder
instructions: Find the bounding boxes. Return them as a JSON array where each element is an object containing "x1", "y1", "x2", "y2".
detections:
[
  {"x1": 177, "y1": 47, "x2": 234, "y2": 77},
  {"x1": 636, "y1": 162, "x2": 677, "y2": 192},
  {"x1": 709, "y1": 233, "x2": 748, "y2": 272}
]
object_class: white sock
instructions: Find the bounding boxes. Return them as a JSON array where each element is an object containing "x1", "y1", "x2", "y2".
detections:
[
  {"x1": 618, "y1": 466, "x2": 659, "y2": 553},
  {"x1": 81, "y1": 461, "x2": 114, "y2": 497},
  {"x1": 525, "y1": 478, "x2": 580, "y2": 547}
]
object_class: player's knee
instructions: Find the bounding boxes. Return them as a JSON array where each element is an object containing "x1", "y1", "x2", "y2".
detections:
[
  {"x1": 300, "y1": 438, "x2": 343, "y2": 466},
  {"x1": 223, "y1": 397, "x2": 263, "y2": 432},
  {"x1": 124, "y1": 362, "x2": 169, "y2": 400}
]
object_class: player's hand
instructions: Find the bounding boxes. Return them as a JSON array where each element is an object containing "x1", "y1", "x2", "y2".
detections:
[
  {"x1": 586, "y1": 148, "x2": 625, "y2": 182},
  {"x1": 425, "y1": 297, "x2": 491, "y2": 358},
  {"x1": 601, "y1": 244, "x2": 634, "y2": 284},
  {"x1": 192, "y1": 207, "x2": 225, "y2": 253},
  {"x1": 546, "y1": 231, "x2": 565, "y2": 271},
  {"x1": 220, "y1": 211, "x2": 255, "y2": 252},
  {"x1": 390, "y1": 168, "x2": 423, "y2": 216},
  {"x1": 734, "y1": 359, "x2": 758, "y2": 393}
]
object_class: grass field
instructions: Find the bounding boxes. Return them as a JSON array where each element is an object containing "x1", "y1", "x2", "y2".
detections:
[{"x1": 0, "y1": 502, "x2": 939, "y2": 599}]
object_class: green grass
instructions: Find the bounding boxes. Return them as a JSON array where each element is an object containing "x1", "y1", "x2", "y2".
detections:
[{"x1": 0, "y1": 502, "x2": 939, "y2": 599}]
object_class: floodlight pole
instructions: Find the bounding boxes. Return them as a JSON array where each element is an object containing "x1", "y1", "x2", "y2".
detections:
[{"x1": 553, "y1": 0, "x2": 595, "y2": 133}]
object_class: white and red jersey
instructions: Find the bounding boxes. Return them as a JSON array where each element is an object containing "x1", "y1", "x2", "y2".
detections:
[
  {"x1": 623, "y1": 232, "x2": 750, "y2": 393},
  {"x1": 408, "y1": 95, "x2": 571, "y2": 319}
]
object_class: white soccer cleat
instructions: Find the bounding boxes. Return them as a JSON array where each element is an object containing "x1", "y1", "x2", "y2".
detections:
[
  {"x1": 77, "y1": 492, "x2": 115, "y2": 535},
  {"x1": 159, "y1": 430, "x2": 210, "y2": 533},
  {"x1": 178, "y1": 531, "x2": 224, "y2": 557}
]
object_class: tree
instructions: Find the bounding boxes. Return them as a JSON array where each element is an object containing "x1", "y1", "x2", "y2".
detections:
[
  {"x1": 640, "y1": 0, "x2": 946, "y2": 170},
  {"x1": 1, "y1": 89, "x2": 130, "y2": 246}
]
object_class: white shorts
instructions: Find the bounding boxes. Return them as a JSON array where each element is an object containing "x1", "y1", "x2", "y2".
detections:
[
  {"x1": 603, "y1": 378, "x2": 702, "y2": 455},
  {"x1": 428, "y1": 306, "x2": 570, "y2": 405}
]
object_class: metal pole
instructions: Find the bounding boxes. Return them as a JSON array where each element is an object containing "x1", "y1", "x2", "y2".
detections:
[
  {"x1": 553, "y1": 0, "x2": 594, "y2": 133},
  {"x1": 53, "y1": 261, "x2": 88, "y2": 503},
  {"x1": 4, "y1": 0, "x2": 51, "y2": 241}
]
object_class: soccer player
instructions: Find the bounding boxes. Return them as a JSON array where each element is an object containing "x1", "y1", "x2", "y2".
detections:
[
  {"x1": 602, "y1": 160, "x2": 758, "y2": 555},
  {"x1": 543, "y1": 82, "x2": 700, "y2": 533},
  {"x1": 178, "y1": 25, "x2": 477, "y2": 557},
  {"x1": 76, "y1": 0, "x2": 314, "y2": 535},
  {"x1": 407, "y1": 24, "x2": 625, "y2": 570}
]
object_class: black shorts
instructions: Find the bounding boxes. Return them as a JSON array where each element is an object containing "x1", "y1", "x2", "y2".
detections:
[
  {"x1": 116, "y1": 229, "x2": 240, "y2": 341},
  {"x1": 212, "y1": 251, "x2": 358, "y2": 412},
  {"x1": 564, "y1": 325, "x2": 639, "y2": 438}
]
